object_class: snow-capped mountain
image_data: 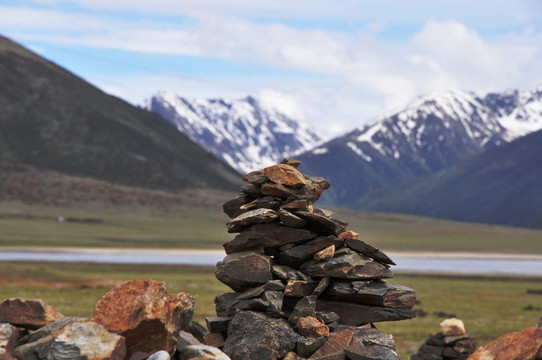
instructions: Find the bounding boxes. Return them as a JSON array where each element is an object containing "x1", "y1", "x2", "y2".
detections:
[
  {"x1": 297, "y1": 87, "x2": 542, "y2": 206},
  {"x1": 143, "y1": 91, "x2": 324, "y2": 174}
]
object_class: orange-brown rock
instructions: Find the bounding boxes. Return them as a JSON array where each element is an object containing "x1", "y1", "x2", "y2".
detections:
[
  {"x1": 338, "y1": 231, "x2": 359, "y2": 239},
  {"x1": 308, "y1": 329, "x2": 353, "y2": 359},
  {"x1": 263, "y1": 164, "x2": 307, "y2": 188},
  {"x1": 0, "y1": 298, "x2": 63, "y2": 330},
  {"x1": 296, "y1": 316, "x2": 330, "y2": 338},
  {"x1": 468, "y1": 326, "x2": 542, "y2": 360},
  {"x1": 91, "y1": 279, "x2": 194, "y2": 358}
]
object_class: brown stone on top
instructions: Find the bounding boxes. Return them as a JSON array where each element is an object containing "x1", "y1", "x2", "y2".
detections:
[
  {"x1": 277, "y1": 236, "x2": 339, "y2": 269},
  {"x1": 243, "y1": 170, "x2": 268, "y2": 186},
  {"x1": 308, "y1": 329, "x2": 353, "y2": 360},
  {"x1": 91, "y1": 279, "x2": 194, "y2": 358},
  {"x1": 469, "y1": 326, "x2": 542, "y2": 360},
  {"x1": 303, "y1": 176, "x2": 330, "y2": 203},
  {"x1": 215, "y1": 251, "x2": 274, "y2": 292},
  {"x1": 222, "y1": 310, "x2": 299, "y2": 360},
  {"x1": 0, "y1": 298, "x2": 63, "y2": 330},
  {"x1": 223, "y1": 223, "x2": 317, "y2": 254},
  {"x1": 226, "y1": 208, "x2": 279, "y2": 233},
  {"x1": 294, "y1": 211, "x2": 347, "y2": 236},
  {"x1": 296, "y1": 316, "x2": 330, "y2": 339},
  {"x1": 280, "y1": 158, "x2": 302, "y2": 168},
  {"x1": 264, "y1": 164, "x2": 307, "y2": 188},
  {"x1": 13, "y1": 319, "x2": 126, "y2": 360},
  {"x1": 316, "y1": 300, "x2": 415, "y2": 326},
  {"x1": 325, "y1": 280, "x2": 416, "y2": 310},
  {"x1": 345, "y1": 238, "x2": 396, "y2": 266},
  {"x1": 300, "y1": 249, "x2": 393, "y2": 280}
]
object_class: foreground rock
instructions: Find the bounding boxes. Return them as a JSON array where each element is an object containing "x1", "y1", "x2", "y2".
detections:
[
  {"x1": 92, "y1": 279, "x2": 195, "y2": 358},
  {"x1": 468, "y1": 325, "x2": 542, "y2": 360},
  {"x1": 12, "y1": 318, "x2": 126, "y2": 360},
  {"x1": 0, "y1": 298, "x2": 63, "y2": 330},
  {"x1": 214, "y1": 159, "x2": 412, "y2": 360},
  {"x1": 0, "y1": 323, "x2": 25, "y2": 360}
]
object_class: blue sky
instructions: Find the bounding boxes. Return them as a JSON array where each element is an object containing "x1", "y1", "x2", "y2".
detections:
[{"x1": 2, "y1": 0, "x2": 542, "y2": 136}]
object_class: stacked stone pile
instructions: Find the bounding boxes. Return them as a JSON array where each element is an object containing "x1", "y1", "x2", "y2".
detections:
[
  {"x1": 411, "y1": 318, "x2": 478, "y2": 360},
  {"x1": 211, "y1": 159, "x2": 417, "y2": 359}
]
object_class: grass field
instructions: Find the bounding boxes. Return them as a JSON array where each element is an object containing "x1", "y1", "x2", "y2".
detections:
[
  {"x1": 1, "y1": 202, "x2": 542, "y2": 254},
  {"x1": 1, "y1": 262, "x2": 541, "y2": 359}
]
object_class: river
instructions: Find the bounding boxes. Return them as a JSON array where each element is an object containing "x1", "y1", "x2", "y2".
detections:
[{"x1": 1, "y1": 248, "x2": 541, "y2": 276}]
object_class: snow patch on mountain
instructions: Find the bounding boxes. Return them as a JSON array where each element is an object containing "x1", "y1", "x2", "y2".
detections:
[{"x1": 143, "y1": 91, "x2": 325, "y2": 173}]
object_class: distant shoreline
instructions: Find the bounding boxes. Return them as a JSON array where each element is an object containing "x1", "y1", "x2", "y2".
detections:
[{"x1": 1, "y1": 246, "x2": 542, "y2": 260}]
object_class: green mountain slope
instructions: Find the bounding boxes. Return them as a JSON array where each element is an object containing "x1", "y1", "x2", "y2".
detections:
[
  {"x1": 0, "y1": 35, "x2": 241, "y2": 191},
  {"x1": 359, "y1": 129, "x2": 542, "y2": 229}
]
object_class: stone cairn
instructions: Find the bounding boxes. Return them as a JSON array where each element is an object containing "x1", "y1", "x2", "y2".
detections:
[
  {"x1": 411, "y1": 318, "x2": 478, "y2": 360},
  {"x1": 209, "y1": 159, "x2": 417, "y2": 360}
]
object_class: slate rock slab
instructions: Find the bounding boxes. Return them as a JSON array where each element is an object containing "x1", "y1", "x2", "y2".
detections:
[
  {"x1": 325, "y1": 280, "x2": 416, "y2": 309},
  {"x1": 215, "y1": 251, "x2": 273, "y2": 292},
  {"x1": 13, "y1": 319, "x2": 126, "y2": 360},
  {"x1": 316, "y1": 300, "x2": 415, "y2": 326},
  {"x1": 226, "y1": 208, "x2": 278, "y2": 233},
  {"x1": 0, "y1": 298, "x2": 63, "y2": 330},
  {"x1": 222, "y1": 311, "x2": 299, "y2": 360}
]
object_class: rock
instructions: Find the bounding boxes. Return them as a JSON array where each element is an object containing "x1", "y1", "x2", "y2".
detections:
[
  {"x1": 241, "y1": 183, "x2": 262, "y2": 196},
  {"x1": 0, "y1": 298, "x2": 63, "y2": 330},
  {"x1": 272, "y1": 265, "x2": 314, "y2": 283},
  {"x1": 256, "y1": 197, "x2": 284, "y2": 210},
  {"x1": 468, "y1": 326, "x2": 542, "y2": 360},
  {"x1": 440, "y1": 317, "x2": 466, "y2": 336},
  {"x1": 223, "y1": 223, "x2": 317, "y2": 254},
  {"x1": 296, "y1": 316, "x2": 330, "y2": 338},
  {"x1": 214, "y1": 293, "x2": 239, "y2": 317},
  {"x1": 303, "y1": 176, "x2": 330, "y2": 203},
  {"x1": 281, "y1": 200, "x2": 311, "y2": 212},
  {"x1": 263, "y1": 164, "x2": 307, "y2": 188},
  {"x1": 178, "y1": 345, "x2": 231, "y2": 360},
  {"x1": 313, "y1": 245, "x2": 335, "y2": 261},
  {"x1": 316, "y1": 300, "x2": 415, "y2": 325},
  {"x1": 215, "y1": 251, "x2": 274, "y2": 292},
  {"x1": 222, "y1": 194, "x2": 253, "y2": 218},
  {"x1": 186, "y1": 321, "x2": 208, "y2": 344},
  {"x1": 294, "y1": 212, "x2": 347, "y2": 236},
  {"x1": 338, "y1": 231, "x2": 358, "y2": 239},
  {"x1": 325, "y1": 280, "x2": 416, "y2": 309},
  {"x1": 307, "y1": 329, "x2": 353, "y2": 360},
  {"x1": 279, "y1": 209, "x2": 307, "y2": 228},
  {"x1": 91, "y1": 279, "x2": 194, "y2": 358},
  {"x1": 312, "y1": 277, "x2": 331, "y2": 297},
  {"x1": 222, "y1": 311, "x2": 299, "y2": 360},
  {"x1": 205, "y1": 318, "x2": 231, "y2": 333},
  {"x1": 283, "y1": 351, "x2": 307, "y2": 360},
  {"x1": 261, "y1": 182, "x2": 305, "y2": 199},
  {"x1": 344, "y1": 238, "x2": 396, "y2": 266},
  {"x1": 316, "y1": 311, "x2": 340, "y2": 325},
  {"x1": 300, "y1": 249, "x2": 393, "y2": 280},
  {"x1": 284, "y1": 280, "x2": 318, "y2": 297},
  {"x1": 235, "y1": 281, "x2": 284, "y2": 300},
  {"x1": 203, "y1": 332, "x2": 225, "y2": 348},
  {"x1": 226, "y1": 208, "x2": 278, "y2": 233},
  {"x1": 147, "y1": 350, "x2": 171, "y2": 360},
  {"x1": 177, "y1": 330, "x2": 203, "y2": 350},
  {"x1": 0, "y1": 323, "x2": 25, "y2": 360},
  {"x1": 289, "y1": 296, "x2": 317, "y2": 325},
  {"x1": 13, "y1": 319, "x2": 126, "y2": 360},
  {"x1": 243, "y1": 170, "x2": 268, "y2": 186},
  {"x1": 277, "y1": 236, "x2": 339, "y2": 269},
  {"x1": 296, "y1": 336, "x2": 326, "y2": 358},
  {"x1": 345, "y1": 343, "x2": 399, "y2": 360},
  {"x1": 262, "y1": 290, "x2": 284, "y2": 316},
  {"x1": 280, "y1": 158, "x2": 302, "y2": 168}
]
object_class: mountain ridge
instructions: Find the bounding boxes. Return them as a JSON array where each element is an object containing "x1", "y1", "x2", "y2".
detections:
[{"x1": 143, "y1": 90, "x2": 324, "y2": 174}]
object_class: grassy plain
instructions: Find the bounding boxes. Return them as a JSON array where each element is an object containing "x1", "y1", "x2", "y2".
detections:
[
  {"x1": 1, "y1": 202, "x2": 542, "y2": 254},
  {"x1": 1, "y1": 262, "x2": 541, "y2": 359}
]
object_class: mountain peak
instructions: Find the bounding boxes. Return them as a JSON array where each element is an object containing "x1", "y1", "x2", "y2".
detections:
[{"x1": 144, "y1": 92, "x2": 324, "y2": 173}]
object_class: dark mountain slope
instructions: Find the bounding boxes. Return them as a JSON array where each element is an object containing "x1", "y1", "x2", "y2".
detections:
[
  {"x1": 359, "y1": 129, "x2": 542, "y2": 228},
  {"x1": 0, "y1": 35, "x2": 241, "y2": 191}
]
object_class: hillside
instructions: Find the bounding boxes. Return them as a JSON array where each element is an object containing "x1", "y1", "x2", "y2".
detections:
[
  {"x1": 143, "y1": 91, "x2": 324, "y2": 173},
  {"x1": 359, "y1": 129, "x2": 542, "y2": 229},
  {"x1": 0, "y1": 35, "x2": 241, "y2": 192},
  {"x1": 297, "y1": 88, "x2": 542, "y2": 207}
]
